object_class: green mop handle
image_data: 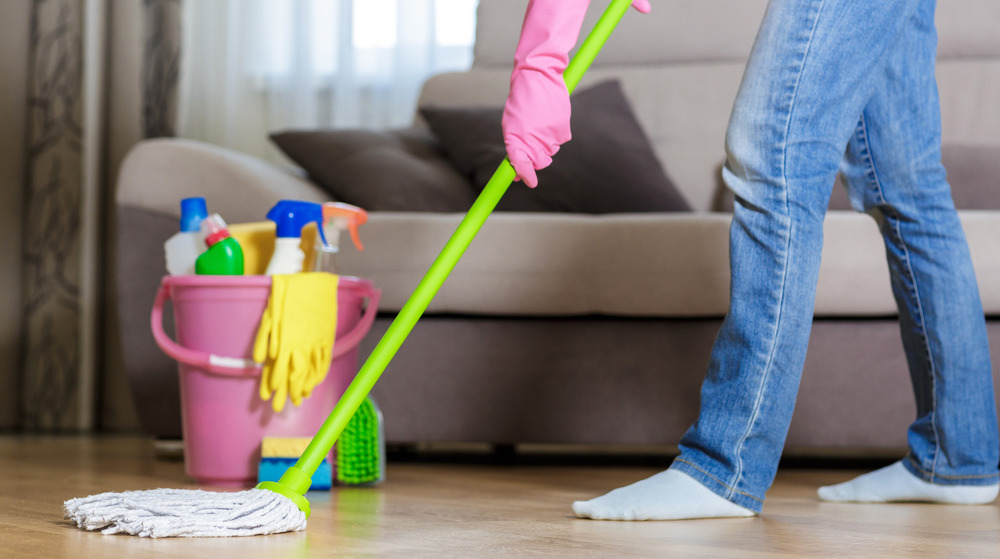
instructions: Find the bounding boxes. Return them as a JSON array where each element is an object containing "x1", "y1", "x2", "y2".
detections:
[{"x1": 289, "y1": 0, "x2": 633, "y2": 487}]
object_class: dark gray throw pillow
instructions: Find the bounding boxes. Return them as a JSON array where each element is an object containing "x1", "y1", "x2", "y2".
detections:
[
  {"x1": 419, "y1": 80, "x2": 691, "y2": 213},
  {"x1": 829, "y1": 144, "x2": 1000, "y2": 211},
  {"x1": 270, "y1": 127, "x2": 478, "y2": 212},
  {"x1": 717, "y1": 143, "x2": 1000, "y2": 212},
  {"x1": 940, "y1": 144, "x2": 1000, "y2": 210}
]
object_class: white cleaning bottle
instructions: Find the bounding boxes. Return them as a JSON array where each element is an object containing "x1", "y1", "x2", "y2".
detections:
[
  {"x1": 164, "y1": 197, "x2": 208, "y2": 275},
  {"x1": 264, "y1": 200, "x2": 326, "y2": 275}
]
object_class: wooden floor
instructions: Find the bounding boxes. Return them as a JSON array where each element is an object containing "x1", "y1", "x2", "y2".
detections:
[{"x1": 2, "y1": 436, "x2": 998, "y2": 558}]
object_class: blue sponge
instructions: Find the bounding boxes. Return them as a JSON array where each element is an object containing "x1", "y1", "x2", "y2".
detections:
[{"x1": 257, "y1": 457, "x2": 332, "y2": 491}]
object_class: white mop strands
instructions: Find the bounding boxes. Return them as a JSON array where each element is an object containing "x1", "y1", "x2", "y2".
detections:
[{"x1": 63, "y1": 488, "x2": 307, "y2": 538}]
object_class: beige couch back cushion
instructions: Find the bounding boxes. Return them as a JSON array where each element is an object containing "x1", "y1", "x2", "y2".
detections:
[
  {"x1": 474, "y1": 0, "x2": 1000, "y2": 68},
  {"x1": 417, "y1": 0, "x2": 1000, "y2": 212}
]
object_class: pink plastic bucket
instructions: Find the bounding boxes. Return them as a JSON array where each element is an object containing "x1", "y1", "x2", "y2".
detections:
[{"x1": 151, "y1": 274, "x2": 380, "y2": 487}]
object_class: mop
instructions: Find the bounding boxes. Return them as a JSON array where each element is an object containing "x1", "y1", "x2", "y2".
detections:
[{"x1": 64, "y1": 0, "x2": 638, "y2": 538}]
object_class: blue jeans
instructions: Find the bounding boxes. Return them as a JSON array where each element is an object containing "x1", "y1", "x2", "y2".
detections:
[{"x1": 670, "y1": 0, "x2": 1000, "y2": 513}]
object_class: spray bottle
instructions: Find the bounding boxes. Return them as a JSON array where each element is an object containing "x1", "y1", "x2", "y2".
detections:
[
  {"x1": 312, "y1": 202, "x2": 368, "y2": 274},
  {"x1": 164, "y1": 197, "x2": 208, "y2": 275},
  {"x1": 195, "y1": 214, "x2": 245, "y2": 275},
  {"x1": 312, "y1": 202, "x2": 381, "y2": 486},
  {"x1": 264, "y1": 201, "x2": 327, "y2": 275}
]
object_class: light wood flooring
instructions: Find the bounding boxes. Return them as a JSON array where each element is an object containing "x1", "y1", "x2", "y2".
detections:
[{"x1": 1, "y1": 436, "x2": 998, "y2": 558}]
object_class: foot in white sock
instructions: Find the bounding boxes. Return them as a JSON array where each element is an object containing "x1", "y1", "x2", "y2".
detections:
[
  {"x1": 817, "y1": 461, "x2": 999, "y2": 505},
  {"x1": 572, "y1": 469, "x2": 757, "y2": 521}
]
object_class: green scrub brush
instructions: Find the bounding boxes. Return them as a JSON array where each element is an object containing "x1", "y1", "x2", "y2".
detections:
[{"x1": 336, "y1": 396, "x2": 385, "y2": 486}]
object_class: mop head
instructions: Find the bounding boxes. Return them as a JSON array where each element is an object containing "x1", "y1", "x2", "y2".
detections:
[{"x1": 63, "y1": 487, "x2": 307, "y2": 538}]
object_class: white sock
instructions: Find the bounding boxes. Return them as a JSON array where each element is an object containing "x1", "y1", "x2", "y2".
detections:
[
  {"x1": 817, "y1": 461, "x2": 999, "y2": 505},
  {"x1": 572, "y1": 469, "x2": 757, "y2": 521}
]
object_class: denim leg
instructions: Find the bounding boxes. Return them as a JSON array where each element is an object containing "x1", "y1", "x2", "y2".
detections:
[
  {"x1": 839, "y1": 2, "x2": 1000, "y2": 486},
  {"x1": 671, "y1": 0, "x2": 927, "y2": 512}
]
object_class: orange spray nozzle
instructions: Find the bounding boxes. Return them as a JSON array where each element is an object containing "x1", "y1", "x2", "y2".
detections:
[{"x1": 321, "y1": 202, "x2": 368, "y2": 251}]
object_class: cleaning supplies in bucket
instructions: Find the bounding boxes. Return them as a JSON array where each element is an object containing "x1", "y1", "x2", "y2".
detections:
[
  {"x1": 264, "y1": 200, "x2": 327, "y2": 275},
  {"x1": 195, "y1": 214, "x2": 245, "y2": 275},
  {"x1": 227, "y1": 221, "x2": 316, "y2": 276},
  {"x1": 228, "y1": 202, "x2": 368, "y2": 275},
  {"x1": 253, "y1": 272, "x2": 341, "y2": 412},
  {"x1": 164, "y1": 197, "x2": 208, "y2": 275},
  {"x1": 149, "y1": 274, "x2": 380, "y2": 486},
  {"x1": 313, "y1": 202, "x2": 368, "y2": 274}
]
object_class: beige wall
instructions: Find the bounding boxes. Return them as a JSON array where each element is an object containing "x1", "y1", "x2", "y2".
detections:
[{"x1": 0, "y1": 1, "x2": 30, "y2": 429}]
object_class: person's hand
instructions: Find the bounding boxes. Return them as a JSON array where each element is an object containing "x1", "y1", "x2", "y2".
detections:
[
  {"x1": 502, "y1": 67, "x2": 572, "y2": 189},
  {"x1": 502, "y1": 0, "x2": 650, "y2": 187}
]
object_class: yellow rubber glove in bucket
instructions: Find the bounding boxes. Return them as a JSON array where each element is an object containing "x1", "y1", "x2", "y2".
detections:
[{"x1": 253, "y1": 272, "x2": 340, "y2": 412}]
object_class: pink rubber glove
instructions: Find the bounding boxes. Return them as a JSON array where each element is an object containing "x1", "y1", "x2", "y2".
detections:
[{"x1": 502, "y1": 0, "x2": 650, "y2": 188}]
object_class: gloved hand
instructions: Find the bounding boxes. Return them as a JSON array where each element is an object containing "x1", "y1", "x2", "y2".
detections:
[
  {"x1": 502, "y1": 0, "x2": 650, "y2": 188},
  {"x1": 253, "y1": 272, "x2": 340, "y2": 412},
  {"x1": 631, "y1": 1, "x2": 651, "y2": 13}
]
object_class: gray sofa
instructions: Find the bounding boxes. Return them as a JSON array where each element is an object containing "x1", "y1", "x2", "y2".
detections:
[{"x1": 115, "y1": 0, "x2": 1000, "y2": 456}]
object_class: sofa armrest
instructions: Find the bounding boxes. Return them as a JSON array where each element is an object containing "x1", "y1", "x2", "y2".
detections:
[{"x1": 116, "y1": 138, "x2": 328, "y2": 222}]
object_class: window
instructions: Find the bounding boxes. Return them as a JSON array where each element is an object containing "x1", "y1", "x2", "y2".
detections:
[
  {"x1": 179, "y1": 0, "x2": 479, "y2": 159},
  {"x1": 249, "y1": 0, "x2": 478, "y2": 84}
]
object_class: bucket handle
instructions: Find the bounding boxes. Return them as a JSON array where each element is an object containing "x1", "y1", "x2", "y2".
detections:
[{"x1": 151, "y1": 279, "x2": 382, "y2": 377}]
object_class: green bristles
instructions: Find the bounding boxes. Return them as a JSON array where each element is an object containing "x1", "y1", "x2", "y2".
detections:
[{"x1": 336, "y1": 396, "x2": 384, "y2": 486}]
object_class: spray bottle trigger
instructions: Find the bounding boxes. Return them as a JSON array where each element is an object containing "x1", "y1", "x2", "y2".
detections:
[
  {"x1": 322, "y1": 202, "x2": 368, "y2": 251},
  {"x1": 347, "y1": 222, "x2": 364, "y2": 252},
  {"x1": 316, "y1": 223, "x2": 329, "y2": 248}
]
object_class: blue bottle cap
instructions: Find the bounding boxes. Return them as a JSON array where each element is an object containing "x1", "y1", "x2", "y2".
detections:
[{"x1": 180, "y1": 197, "x2": 208, "y2": 232}]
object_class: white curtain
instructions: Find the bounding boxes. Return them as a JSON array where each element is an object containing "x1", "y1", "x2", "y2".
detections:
[{"x1": 178, "y1": 0, "x2": 478, "y2": 163}]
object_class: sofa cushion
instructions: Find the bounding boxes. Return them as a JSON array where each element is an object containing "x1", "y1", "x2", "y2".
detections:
[
  {"x1": 339, "y1": 211, "x2": 1000, "y2": 318},
  {"x1": 419, "y1": 80, "x2": 690, "y2": 214},
  {"x1": 270, "y1": 128, "x2": 478, "y2": 212},
  {"x1": 339, "y1": 212, "x2": 732, "y2": 316}
]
